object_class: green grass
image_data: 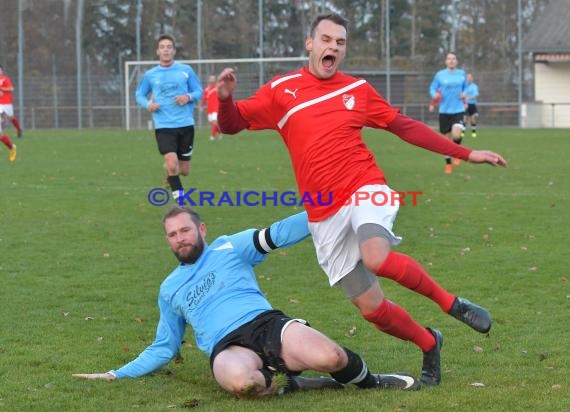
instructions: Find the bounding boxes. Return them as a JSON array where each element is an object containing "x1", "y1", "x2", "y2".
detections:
[{"x1": 1, "y1": 127, "x2": 569, "y2": 411}]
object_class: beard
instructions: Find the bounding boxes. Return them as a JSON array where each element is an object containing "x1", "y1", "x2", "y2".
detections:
[{"x1": 173, "y1": 237, "x2": 205, "y2": 264}]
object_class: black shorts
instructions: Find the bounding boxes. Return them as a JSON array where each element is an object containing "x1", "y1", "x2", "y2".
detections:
[
  {"x1": 155, "y1": 126, "x2": 195, "y2": 161},
  {"x1": 466, "y1": 104, "x2": 478, "y2": 116},
  {"x1": 439, "y1": 113, "x2": 465, "y2": 134},
  {"x1": 210, "y1": 309, "x2": 308, "y2": 375}
]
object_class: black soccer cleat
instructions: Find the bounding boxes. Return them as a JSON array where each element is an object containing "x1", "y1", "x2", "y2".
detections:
[
  {"x1": 288, "y1": 375, "x2": 345, "y2": 392},
  {"x1": 448, "y1": 297, "x2": 492, "y2": 333},
  {"x1": 373, "y1": 372, "x2": 421, "y2": 391},
  {"x1": 421, "y1": 328, "x2": 443, "y2": 386}
]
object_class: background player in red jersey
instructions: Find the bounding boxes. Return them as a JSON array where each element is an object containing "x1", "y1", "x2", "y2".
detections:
[
  {"x1": 201, "y1": 74, "x2": 222, "y2": 141},
  {"x1": 216, "y1": 14, "x2": 506, "y2": 386},
  {"x1": 0, "y1": 65, "x2": 23, "y2": 138},
  {"x1": 1, "y1": 114, "x2": 17, "y2": 161}
]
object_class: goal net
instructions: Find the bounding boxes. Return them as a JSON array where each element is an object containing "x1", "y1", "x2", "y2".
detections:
[{"x1": 124, "y1": 57, "x2": 308, "y2": 130}]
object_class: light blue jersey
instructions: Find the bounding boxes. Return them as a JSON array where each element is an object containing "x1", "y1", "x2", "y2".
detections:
[
  {"x1": 465, "y1": 82, "x2": 479, "y2": 105},
  {"x1": 111, "y1": 212, "x2": 310, "y2": 379},
  {"x1": 135, "y1": 62, "x2": 203, "y2": 129},
  {"x1": 429, "y1": 68, "x2": 467, "y2": 114}
]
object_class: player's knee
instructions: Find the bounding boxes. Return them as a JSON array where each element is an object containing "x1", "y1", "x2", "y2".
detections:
[
  {"x1": 227, "y1": 372, "x2": 262, "y2": 397},
  {"x1": 361, "y1": 252, "x2": 388, "y2": 274},
  {"x1": 313, "y1": 344, "x2": 346, "y2": 372}
]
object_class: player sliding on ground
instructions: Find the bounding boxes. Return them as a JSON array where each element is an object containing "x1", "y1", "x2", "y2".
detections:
[{"x1": 73, "y1": 207, "x2": 421, "y2": 398}]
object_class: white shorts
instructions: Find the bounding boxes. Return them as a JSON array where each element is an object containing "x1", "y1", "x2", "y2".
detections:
[
  {"x1": 308, "y1": 184, "x2": 402, "y2": 286},
  {"x1": 0, "y1": 104, "x2": 14, "y2": 117},
  {"x1": 207, "y1": 112, "x2": 218, "y2": 123}
]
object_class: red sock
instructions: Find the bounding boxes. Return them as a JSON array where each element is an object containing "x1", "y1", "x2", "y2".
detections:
[
  {"x1": 1, "y1": 134, "x2": 13, "y2": 149},
  {"x1": 363, "y1": 299, "x2": 436, "y2": 352},
  {"x1": 11, "y1": 116, "x2": 22, "y2": 133},
  {"x1": 376, "y1": 251, "x2": 456, "y2": 312},
  {"x1": 211, "y1": 123, "x2": 218, "y2": 137}
]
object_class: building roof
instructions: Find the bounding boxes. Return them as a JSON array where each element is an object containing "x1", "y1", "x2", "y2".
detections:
[{"x1": 523, "y1": 0, "x2": 570, "y2": 53}]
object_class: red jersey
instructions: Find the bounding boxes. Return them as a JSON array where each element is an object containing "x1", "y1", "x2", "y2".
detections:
[
  {"x1": 0, "y1": 74, "x2": 14, "y2": 104},
  {"x1": 236, "y1": 67, "x2": 398, "y2": 221},
  {"x1": 202, "y1": 85, "x2": 219, "y2": 114}
]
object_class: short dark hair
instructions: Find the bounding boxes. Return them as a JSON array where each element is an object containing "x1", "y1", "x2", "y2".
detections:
[
  {"x1": 309, "y1": 13, "x2": 349, "y2": 38},
  {"x1": 162, "y1": 205, "x2": 201, "y2": 228},
  {"x1": 157, "y1": 34, "x2": 176, "y2": 49}
]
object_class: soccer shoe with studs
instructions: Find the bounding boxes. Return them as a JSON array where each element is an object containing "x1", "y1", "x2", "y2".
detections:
[
  {"x1": 373, "y1": 372, "x2": 421, "y2": 391},
  {"x1": 421, "y1": 328, "x2": 443, "y2": 386},
  {"x1": 448, "y1": 297, "x2": 492, "y2": 333}
]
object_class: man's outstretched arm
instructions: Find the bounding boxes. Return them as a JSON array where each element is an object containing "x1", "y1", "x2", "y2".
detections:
[
  {"x1": 252, "y1": 211, "x2": 310, "y2": 255},
  {"x1": 386, "y1": 113, "x2": 507, "y2": 167}
]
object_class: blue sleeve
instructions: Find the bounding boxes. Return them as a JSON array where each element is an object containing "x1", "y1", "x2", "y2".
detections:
[
  {"x1": 187, "y1": 67, "x2": 203, "y2": 103},
  {"x1": 473, "y1": 84, "x2": 479, "y2": 97},
  {"x1": 111, "y1": 294, "x2": 186, "y2": 379},
  {"x1": 230, "y1": 211, "x2": 311, "y2": 266},
  {"x1": 135, "y1": 73, "x2": 152, "y2": 109},
  {"x1": 429, "y1": 73, "x2": 440, "y2": 98}
]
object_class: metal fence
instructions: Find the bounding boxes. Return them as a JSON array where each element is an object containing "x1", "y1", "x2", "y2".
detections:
[{"x1": 9, "y1": 67, "x2": 551, "y2": 131}]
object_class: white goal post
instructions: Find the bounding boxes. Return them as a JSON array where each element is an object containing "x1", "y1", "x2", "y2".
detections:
[{"x1": 124, "y1": 57, "x2": 308, "y2": 131}]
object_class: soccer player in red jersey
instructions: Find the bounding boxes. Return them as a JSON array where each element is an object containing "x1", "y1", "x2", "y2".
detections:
[
  {"x1": 217, "y1": 14, "x2": 507, "y2": 386},
  {"x1": 1, "y1": 119, "x2": 17, "y2": 161},
  {"x1": 201, "y1": 75, "x2": 222, "y2": 141},
  {"x1": 0, "y1": 65, "x2": 23, "y2": 138}
]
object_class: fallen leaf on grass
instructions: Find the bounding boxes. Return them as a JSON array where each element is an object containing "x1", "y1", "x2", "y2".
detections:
[
  {"x1": 345, "y1": 326, "x2": 357, "y2": 337},
  {"x1": 551, "y1": 384, "x2": 562, "y2": 390},
  {"x1": 470, "y1": 382, "x2": 485, "y2": 387},
  {"x1": 181, "y1": 398, "x2": 201, "y2": 408},
  {"x1": 473, "y1": 345, "x2": 483, "y2": 353}
]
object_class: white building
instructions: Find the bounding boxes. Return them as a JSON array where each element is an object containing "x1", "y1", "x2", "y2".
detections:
[{"x1": 523, "y1": 0, "x2": 570, "y2": 128}]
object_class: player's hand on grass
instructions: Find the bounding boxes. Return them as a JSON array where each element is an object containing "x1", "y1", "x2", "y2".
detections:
[
  {"x1": 217, "y1": 68, "x2": 237, "y2": 100},
  {"x1": 468, "y1": 150, "x2": 507, "y2": 167},
  {"x1": 73, "y1": 372, "x2": 116, "y2": 381}
]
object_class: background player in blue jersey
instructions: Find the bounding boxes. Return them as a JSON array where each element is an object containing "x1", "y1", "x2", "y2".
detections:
[
  {"x1": 136, "y1": 35, "x2": 203, "y2": 202},
  {"x1": 464, "y1": 73, "x2": 479, "y2": 138},
  {"x1": 73, "y1": 206, "x2": 420, "y2": 398},
  {"x1": 429, "y1": 52, "x2": 467, "y2": 174}
]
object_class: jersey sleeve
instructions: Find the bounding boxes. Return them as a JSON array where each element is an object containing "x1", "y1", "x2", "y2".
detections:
[
  {"x1": 429, "y1": 73, "x2": 440, "y2": 99},
  {"x1": 111, "y1": 293, "x2": 186, "y2": 379},
  {"x1": 365, "y1": 84, "x2": 399, "y2": 128},
  {"x1": 186, "y1": 67, "x2": 203, "y2": 103},
  {"x1": 235, "y1": 83, "x2": 277, "y2": 130},
  {"x1": 135, "y1": 74, "x2": 152, "y2": 109},
  {"x1": 229, "y1": 211, "x2": 311, "y2": 266},
  {"x1": 385, "y1": 113, "x2": 472, "y2": 160}
]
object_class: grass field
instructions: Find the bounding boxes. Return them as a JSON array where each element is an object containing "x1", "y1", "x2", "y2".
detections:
[{"x1": 1, "y1": 126, "x2": 569, "y2": 411}]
